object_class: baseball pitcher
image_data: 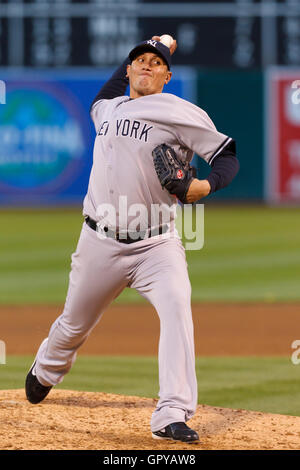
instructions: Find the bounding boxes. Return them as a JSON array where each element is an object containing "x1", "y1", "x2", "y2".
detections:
[{"x1": 25, "y1": 36, "x2": 239, "y2": 443}]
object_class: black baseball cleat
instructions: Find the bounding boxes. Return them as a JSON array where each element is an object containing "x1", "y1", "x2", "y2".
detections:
[
  {"x1": 152, "y1": 422, "x2": 199, "y2": 443},
  {"x1": 25, "y1": 362, "x2": 52, "y2": 404}
]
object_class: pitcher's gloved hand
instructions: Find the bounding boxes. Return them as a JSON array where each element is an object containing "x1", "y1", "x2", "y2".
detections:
[{"x1": 152, "y1": 143, "x2": 195, "y2": 204}]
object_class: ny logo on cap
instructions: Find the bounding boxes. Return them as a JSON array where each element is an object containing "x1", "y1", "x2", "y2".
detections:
[{"x1": 147, "y1": 40, "x2": 157, "y2": 47}]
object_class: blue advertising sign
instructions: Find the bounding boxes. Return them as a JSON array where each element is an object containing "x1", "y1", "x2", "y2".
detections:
[{"x1": 0, "y1": 67, "x2": 196, "y2": 206}]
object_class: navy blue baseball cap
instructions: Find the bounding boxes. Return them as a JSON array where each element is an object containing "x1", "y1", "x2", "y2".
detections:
[{"x1": 129, "y1": 39, "x2": 172, "y2": 70}]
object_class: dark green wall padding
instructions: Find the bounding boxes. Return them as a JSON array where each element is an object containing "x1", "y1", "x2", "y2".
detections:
[{"x1": 195, "y1": 69, "x2": 264, "y2": 201}]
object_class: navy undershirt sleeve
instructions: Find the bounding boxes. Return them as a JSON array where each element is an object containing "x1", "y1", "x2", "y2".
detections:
[
  {"x1": 206, "y1": 142, "x2": 240, "y2": 193},
  {"x1": 90, "y1": 57, "x2": 130, "y2": 110}
]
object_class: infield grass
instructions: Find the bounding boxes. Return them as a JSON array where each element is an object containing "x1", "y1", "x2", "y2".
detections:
[
  {"x1": 2, "y1": 355, "x2": 300, "y2": 417},
  {"x1": 0, "y1": 206, "x2": 299, "y2": 304}
]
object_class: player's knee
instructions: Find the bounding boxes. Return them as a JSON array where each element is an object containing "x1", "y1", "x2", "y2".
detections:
[
  {"x1": 164, "y1": 278, "x2": 191, "y2": 305},
  {"x1": 57, "y1": 318, "x2": 91, "y2": 343},
  {"x1": 163, "y1": 293, "x2": 192, "y2": 320}
]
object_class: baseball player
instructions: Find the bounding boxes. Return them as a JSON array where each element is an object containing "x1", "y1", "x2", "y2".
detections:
[{"x1": 25, "y1": 36, "x2": 239, "y2": 443}]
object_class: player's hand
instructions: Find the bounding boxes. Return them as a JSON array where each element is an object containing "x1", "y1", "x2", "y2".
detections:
[
  {"x1": 186, "y1": 179, "x2": 211, "y2": 203},
  {"x1": 152, "y1": 36, "x2": 177, "y2": 55},
  {"x1": 169, "y1": 40, "x2": 177, "y2": 55}
]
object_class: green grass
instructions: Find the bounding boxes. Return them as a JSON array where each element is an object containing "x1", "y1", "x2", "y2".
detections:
[
  {"x1": 185, "y1": 206, "x2": 300, "y2": 302},
  {"x1": 2, "y1": 355, "x2": 300, "y2": 417},
  {"x1": 0, "y1": 206, "x2": 300, "y2": 304}
]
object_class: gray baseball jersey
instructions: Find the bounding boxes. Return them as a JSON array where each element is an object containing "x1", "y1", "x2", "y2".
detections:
[{"x1": 84, "y1": 93, "x2": 231, "y2": 229}]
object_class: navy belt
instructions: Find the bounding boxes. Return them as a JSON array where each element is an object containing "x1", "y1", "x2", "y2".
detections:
[{"x1": 85, "y1": 216, "x2": 169, "y2": 244}]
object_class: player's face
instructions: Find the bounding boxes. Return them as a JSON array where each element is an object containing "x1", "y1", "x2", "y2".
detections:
[{"x1": 127, "y1": 52, "x2": 172, "y2": 99}]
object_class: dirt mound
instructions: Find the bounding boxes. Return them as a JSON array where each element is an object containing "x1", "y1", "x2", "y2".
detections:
[{"x1": 0, "y1": 389, "x2": 299, "y2": 450}]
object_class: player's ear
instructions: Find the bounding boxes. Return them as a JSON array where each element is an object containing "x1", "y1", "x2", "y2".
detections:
[
  {"x1": 126, "y1": 64, "x2": 131, "y2": 79},
  {"x1": 165, "y1": 71, "x2": 172, "y2": 84}
]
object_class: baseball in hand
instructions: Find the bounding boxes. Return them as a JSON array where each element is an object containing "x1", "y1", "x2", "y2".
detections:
[{"x1": 160, "y1": 35, "x2": 174, "y2": 48}]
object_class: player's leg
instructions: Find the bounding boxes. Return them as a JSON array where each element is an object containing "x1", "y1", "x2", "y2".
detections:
[
  {"x1": 32, "y1": 222, "x2": 129, "y2": 388},
  {"x1": 130, "y1": 236, "x2": 198, "y2": 433}
]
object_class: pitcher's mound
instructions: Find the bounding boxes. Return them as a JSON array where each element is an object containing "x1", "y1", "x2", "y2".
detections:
[{"x1": 0, "y1": 389, "x2": 299, "y2": 450}]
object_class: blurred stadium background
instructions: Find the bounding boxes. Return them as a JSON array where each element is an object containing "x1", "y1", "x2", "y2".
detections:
[
  {"x1": 1, "y1": 0, "x2": 300, "y2": 206},
  {"x1": 1, "y1": 0, "x2": 300, "y2": 417}
]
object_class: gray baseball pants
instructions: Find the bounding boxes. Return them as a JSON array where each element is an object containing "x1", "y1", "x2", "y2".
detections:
[{"x1": 34, "y1": 221, "x2": 198, "y2": 432}]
